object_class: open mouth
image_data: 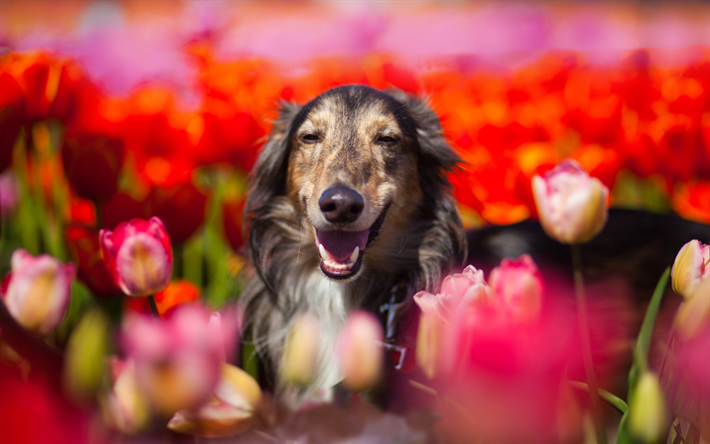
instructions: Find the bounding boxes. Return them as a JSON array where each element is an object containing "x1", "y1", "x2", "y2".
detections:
[{"x1": 316, "y1": 206, "x2": 388, "y2": 280}]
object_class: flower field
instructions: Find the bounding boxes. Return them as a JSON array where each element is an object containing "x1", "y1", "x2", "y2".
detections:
[{"x1": 0, "y1": 1, "x2": 708, "y2": 443}]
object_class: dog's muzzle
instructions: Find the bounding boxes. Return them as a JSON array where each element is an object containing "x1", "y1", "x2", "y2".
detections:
[{"x1": 316, "y1": 187, "x2": 387, "y2": 280}]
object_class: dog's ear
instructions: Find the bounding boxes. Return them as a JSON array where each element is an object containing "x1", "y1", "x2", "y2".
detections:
[
  {"x1": 245, "y1": 102, "x2": 302, "y2": 221},
  {"x1": 388, "y1": 89, "x2": 468, "y2": 289}
]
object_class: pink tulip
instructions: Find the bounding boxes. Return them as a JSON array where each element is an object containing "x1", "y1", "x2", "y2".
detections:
[
  {"x1": 121, "y1": 303, "x2": 224, "y2": 414},
  {"x1": 488, "y1": 254, "x2": 543, "y2": 323},
  {"x1": 2, "y1": 249, "x2": 76, "y2": 336},
  {"x1": 100, "y1": 217, "x2": 173, "y2": 297},
  {"x1": 532, "y1": 159, "x2": 609, "y2": 244},
  {"x1": 336, "y1": 311, "x2": 384, "y2": 392}
]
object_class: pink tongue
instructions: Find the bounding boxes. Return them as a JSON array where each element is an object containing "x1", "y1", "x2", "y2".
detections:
[{"x1": 316, "y1": 230, "x2": 368, "y2": 262}]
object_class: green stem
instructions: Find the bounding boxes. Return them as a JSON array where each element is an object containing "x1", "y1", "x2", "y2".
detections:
[
  {"x1": 634, "y1": 268, "x2": 670, "y2": 374},
  {"x1": 568, "y1": 380, "x2": 628, "y2": 415},
  {"x1": 572, "y1": 244, "x2": 607, "y2": 444},
  {"x1": 147, "y1": 294, "x2": 160, "y2": 319}
]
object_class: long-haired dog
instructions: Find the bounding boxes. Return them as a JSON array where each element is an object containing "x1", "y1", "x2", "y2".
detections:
[{"x1": 241, "y1": 85, "x2": 466, "y2": 400}]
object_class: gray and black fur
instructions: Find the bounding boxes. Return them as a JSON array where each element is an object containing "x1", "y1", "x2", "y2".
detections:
[{"x1": 241, "y1": 85, "x2": 466, "y2": 400}]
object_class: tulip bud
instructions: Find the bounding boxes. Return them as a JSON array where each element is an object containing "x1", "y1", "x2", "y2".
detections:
[
  {"x1": 488, "y1": 254, "x2": 543, "y2": 323},
  {"x1": 336, "y1": 311, "x2": 384, "y2": 392},
  {"x1": 63, "y1": 309, "x2": 111, "y2": 402},
  {"x1": 100, "y1": 358, "x2": 151, "y2": 435},
  {"x1": 629, "y1": 372, "x2": 668, "y2": 443},
  {"x1": 167, "y1": 363, "x2": 262, "y2": 438},
  {"x1": 671, "y1": 240, "x2": 709, "y2": 300},
  {"x1": 100, "y1": 217, "x2": 173, "y2": 297},
  {"x1": 532, "y1": 159, "x2": 608, "y2": 244},
  {"x1": 3, "y1": 250, "x2": 76, "y2": 336},
  {"x1": 280, "y1": 313, "x2": 320, "y2": 386}
]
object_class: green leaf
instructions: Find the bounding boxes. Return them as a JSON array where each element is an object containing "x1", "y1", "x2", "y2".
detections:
[
  {"x1": 631, "y1": 268, "x2": 670, "y2": 389},
  {"x1": 568, "y1": 380, "x2": 628, "y2": 415}
]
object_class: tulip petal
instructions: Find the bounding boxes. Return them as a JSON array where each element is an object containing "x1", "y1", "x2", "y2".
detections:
[{"x1": 213, "y1": 364, "x2": 262, "y2": 411}]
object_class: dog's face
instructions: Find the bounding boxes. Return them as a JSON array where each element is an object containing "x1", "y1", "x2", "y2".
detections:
[
  {"x1": 285, "y1": 87, "x2": 423, "y2": 280},
  {"x1": 247, "y1": 85, "x2": 464, "y2": 287}
]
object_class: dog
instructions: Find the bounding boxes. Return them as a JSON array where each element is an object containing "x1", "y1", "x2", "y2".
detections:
[{"x1": 241, "y1": 85, "x2": 467, "y2": 401}]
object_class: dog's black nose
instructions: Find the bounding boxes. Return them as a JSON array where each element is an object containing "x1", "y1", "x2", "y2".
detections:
[{"x1": 319, "y1": 187, "x2": 364, "y2": 224}]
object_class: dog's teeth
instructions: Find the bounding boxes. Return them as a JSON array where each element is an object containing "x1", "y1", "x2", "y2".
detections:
[
  {"x1": 349, "y1": 246, "x2": 359, "y2": 264},
  {"x1": 318, "y1": 243, "x2": 328, "y2": 259}
]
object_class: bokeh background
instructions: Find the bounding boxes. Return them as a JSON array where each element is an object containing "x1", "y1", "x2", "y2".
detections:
[{"x1": 0, "y1": 1, "x2": 708, "y2": 441}]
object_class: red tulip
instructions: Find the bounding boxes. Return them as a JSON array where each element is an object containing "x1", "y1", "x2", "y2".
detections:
[
  {"x1": 61, "y1": 131, "x2": 125, "y2": 203},
  {"x1": 65, "y1": 224, "x2": 121, "y2": 298},
  {"x1": 149, "y1": 182, "x2": 208, "y2": 244},
  {"x1": 100, "y1": 192, "x2": 149, "y2": 231},
  {"x1": 100, "y1": 217, "x2": 173, "y2": 297},
  {"x1": 0, "y1": 71, "x2": 26, "y2": 173}
]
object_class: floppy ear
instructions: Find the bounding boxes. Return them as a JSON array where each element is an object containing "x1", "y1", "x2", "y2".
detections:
[
  {"x1": 388, "y1": 89, "x2": 468, "y2": 290},
  {"x1": 245, "y1": 102, "x2": 302, "y2": 222}
]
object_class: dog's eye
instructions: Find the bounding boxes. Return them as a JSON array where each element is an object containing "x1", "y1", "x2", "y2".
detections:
[
  {"x1": 377, "y1": 135, "x2": 399, "y2": 145},
  {"x1": 299, "y1": 133, "x2": 322, "y2": 144}
]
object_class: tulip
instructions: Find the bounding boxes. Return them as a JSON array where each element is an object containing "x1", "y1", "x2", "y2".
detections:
[
  {"x1": 532, "y1": 159, "x2": 609, "y2": 244},
  {"x1": 629, "y1": 372, "x2": 668, "y2": 443},
  {"x1": 168, "y1": 363, "x2": 262, "y2": 438},
  {"x1": 149, "y1": 183, "x2": 208, "y2": 244},
  {"x1": 100, "y1": 358, "x2": 151, "y2": 435},
  {"x1": 121, "y1": 303, "x2": 224, "y2": 415},
  {"x1": 100, "y1": 217, "x2": 172, "y2": 297},
  {"x1": 415, "y1": 310, "x2": 444, "y2": 379},
  {"x1": 488, "y1": 254, "x2": 543, "y2": 323},
  {"x1": 280, "y1": 313, "x2": 320, "y2": 386},
  {"x1": 65, "y1": 224, "x2": 122, "y2": 297},
  {"x1": 671, "y1": 239, "x2": 709, "y2": 300},
  {"x1": 2, "y1": 250, "x2": 76, "y2": 336},
  {"x1": 336, "y1": 311, "x2": 383, "y2": 392},
  {"x1": 61, "y1": 131, "x2": 125, "y2": 203},
  {"x1": 63, "y1": 309, "x2": 111, "y2": 402}
]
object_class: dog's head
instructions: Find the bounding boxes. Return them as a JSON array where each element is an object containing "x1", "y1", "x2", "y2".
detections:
[{"x1": 247, "y1": 85, "x2": 465, "y2": 285}]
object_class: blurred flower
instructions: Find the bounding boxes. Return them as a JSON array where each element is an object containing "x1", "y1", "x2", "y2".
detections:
[
  {"x1": 2, "y1": 249, "x2": 76, "y2": 336},
  {"x1": 100, "y1": 192, "x2": 149, "y2": 230},
  {"x1": 61, "y1": 130, "x2": 125, "y2": 203},
  {"x1": 63, "y1": 309, "x2": 111, "y2": 402},
  {"x1": 415, "y1": 308, "x2": 445, "y2": 379},
  {"x1": 673, "y1": 179, "x2": 710, "y2": 224},
  {"x1": 488, "y1": 254, "x2": 543, "y2": 323},
  {"x1": 674, "y1": 276, "x2": 710, "y2": 340},
  {"x1": 0, "y1": 170, "x2": 19, "y2": 219},
  {"x1": 168, "y1": 363, "x2": 262, "y2": 438},
  {"x1": 280, "y1": 313, "x2": 320, "y2": 386},
  {"x1": 532, "y1": 158, "x2": 609, "y2": 244},
  {"x1": 629, "y1": 372, "x2": 668, "y2": 443},
  {"x1": 671, "y1": 239, "x2": 709, "y2": 300},
  {"x1": 149, "y1": 182, "x2": 208, "y2": 244},
  {"x1": 0, "y1": 71, "x2": 26, "y2": 173},
  {"x1": 222, "y1": 197, "x2": 246, "y2": 253},
  {"x1": 0, "y1": 364, "x2": 90, "y2": 443},
  {"x1": 100, "y1": 217, "x2": 173, "y2": 297},
  {"x1": 121, "y1": 303, "x2": 225, "y2": 414},
  {"x1": 125, "y1": 279, "x2": 200, "y2": 319},
  {"x1": 65, "y1": 224, "x2": 122, "y2": 297},
  {"x1": 336, "y1": 311, "x2": 383, "y2": 392},
  {"x1": 673, "y1": 323, "x2": 710, "y2": 438},
  {"x1": 100, "y1": 358, "x2": 151, "y2": 435}
]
